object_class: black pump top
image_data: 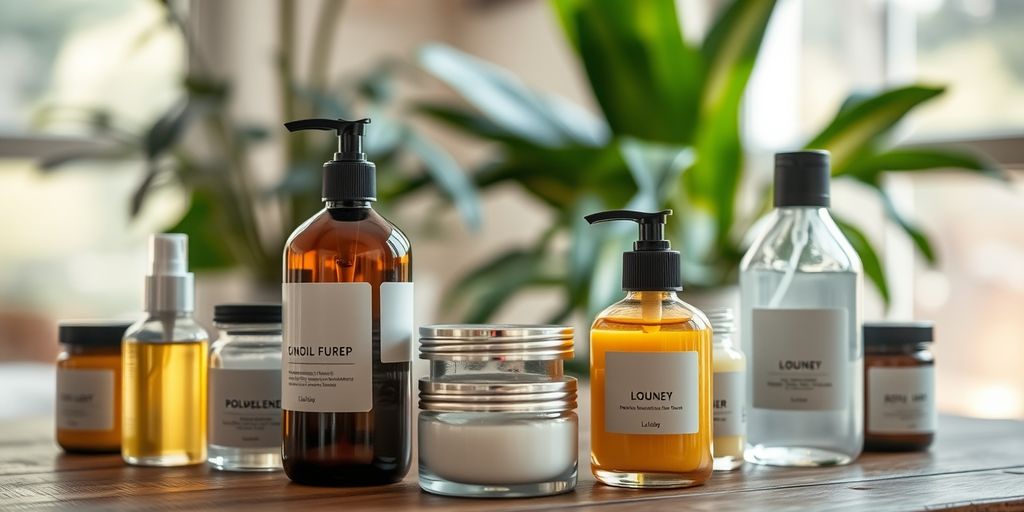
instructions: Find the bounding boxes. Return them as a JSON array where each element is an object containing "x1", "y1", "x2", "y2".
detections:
[
  {"x1": 774, "y1": 150, "x2": 831, "y2": 208},
  {"x1": 585, "y1": 209, "x2": 682, "y2": 292},
  {"x1": 284, "y1": 118, "x2": 376, "y2": 202}
]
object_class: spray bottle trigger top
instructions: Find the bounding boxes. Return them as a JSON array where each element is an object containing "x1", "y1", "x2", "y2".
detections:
[{"x1": 584, "y1": 209, "x2": 681, "y2": 292}]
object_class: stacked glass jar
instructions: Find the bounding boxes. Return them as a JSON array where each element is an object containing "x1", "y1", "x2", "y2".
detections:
[{"x1": 417, "y1": 324, "x2": 578, "y2": 498}]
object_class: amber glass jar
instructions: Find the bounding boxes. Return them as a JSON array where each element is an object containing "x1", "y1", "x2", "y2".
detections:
[
  {"x1": 56, "y1": 322, "x2": 131, "y2": 453},
  {"x1": 863, "y1": 322, "x2": 935, "y2": 452}
]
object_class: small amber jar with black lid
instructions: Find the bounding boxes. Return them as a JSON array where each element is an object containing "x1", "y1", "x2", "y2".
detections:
[
  {"x1": 864, "y1": 322, "x2": 936, "y2": 452},
  {"x1": 55, "y1": 321, "x2": 131, "y2": 453}
]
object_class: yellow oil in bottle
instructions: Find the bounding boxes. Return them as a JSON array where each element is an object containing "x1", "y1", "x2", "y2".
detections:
[{"x1": 122, "y1": 340, "x2": 208, "y2": 466}]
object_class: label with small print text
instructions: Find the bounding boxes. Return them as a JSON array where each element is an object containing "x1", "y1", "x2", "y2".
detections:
[
  {"x1": 56, "y1": 369, "x2": 115, "y2": 431},
  {"x1": 209, "y1": 368, "x2": 282, "y2": 448},
  {"x1": 605, "y1": 351, "x2": 699, "y2": 435},
  {"x1": 868, "y1": 366, "x2": 936, "y2": 434}
]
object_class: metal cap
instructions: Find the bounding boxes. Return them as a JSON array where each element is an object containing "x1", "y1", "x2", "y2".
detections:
[
  {"x1": 418, "y1": 324, "x2": 574, "y2": 361},
  {"x1": 419, "y1": 376, "x2": 577, "y2": 413}
]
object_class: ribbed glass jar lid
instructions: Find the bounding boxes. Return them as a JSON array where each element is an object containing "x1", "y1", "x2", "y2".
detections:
[
  {"x1": 419, "y1": 324, "x2": 574, "y2": 361},
  {"x1": 419, "y1": 376, "x2": 577, "y2": 413}
]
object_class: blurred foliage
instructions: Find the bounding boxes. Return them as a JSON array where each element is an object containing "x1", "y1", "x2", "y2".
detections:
[
  {"x1": 39, "y1": 0, "x2": 481, "y2": 284},
  {"x1": 416, "y1": 0, "x2": 1002, "y2": 322}
]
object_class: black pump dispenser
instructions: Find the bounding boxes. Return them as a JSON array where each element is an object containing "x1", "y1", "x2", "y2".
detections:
[
  {"x1": 585, "y1": 209, "x2": 682, "y2": 292},
  {"x1": 284, "y1": 118, "x2": 376, "y2": 202}
]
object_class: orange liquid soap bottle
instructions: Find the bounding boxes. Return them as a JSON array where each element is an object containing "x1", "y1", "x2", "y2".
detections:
[{"x1": 586, "y1": 210, "x2": 713, "y2": 489}]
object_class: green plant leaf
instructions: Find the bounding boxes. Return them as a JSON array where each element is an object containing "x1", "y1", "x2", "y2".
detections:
[
  {"x1": 166, "y1": 189, "x2": 238, "y2": 270},
  {"x1": 415, "y1": 103, "x2": 534, "y2": 147},
  {"x1": 876, "y1": 187, "x2": 937, "y2": 264},
  {"x1": 404, "y1": 131, "x2": 483, "y2": 230},
  {"x1": 553, "y1": 0, "x2": 701, "y2": 143},
  {"x1": 807, "y1": 86, "x2": 944, "y2": 173},
  {"x1": 834, "y1": 216, "x2": 890, "y2": 306},
  {"x1": 684, "y1": 0, "x2": 777, "y2": 263},
  {"x1": 842, "y1": 146, "x2": 1004, "y2": 183},
  {"x1": 417, "y1": 44, "x2": 607, "y2": 147}
]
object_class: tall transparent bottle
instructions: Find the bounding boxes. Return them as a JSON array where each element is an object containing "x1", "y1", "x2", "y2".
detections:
[
  {"x1": 739, "y1": 151, "x2": 863, "y2": 467},
  {"x1": 122, "y1": 234, "x2": 209, "y2": 466}
]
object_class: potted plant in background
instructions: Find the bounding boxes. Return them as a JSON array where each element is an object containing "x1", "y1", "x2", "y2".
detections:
[
  {"x1": 40, "y1": 0, "x2": 483, "y2": 294},
  {"x1": 413, "y1": 0, "x2": 1002, "y2": 323}
]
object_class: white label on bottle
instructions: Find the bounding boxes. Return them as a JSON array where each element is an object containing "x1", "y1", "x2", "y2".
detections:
[
  {"x1": 752, "y1": 308, "x2": 849, "y2": 411},
  {"x1": 868, "y1": 366, "x2": 936, "y2": 434},
  {"x1": 283, "y1": 282, "x2": 372, "y2": 412},
  {"x1": 56, "y1": 368, "x2": 114, "y2": 431},
  {"x1": 605, "y1": 351, "x2": 699, "y2": 435},
  {"x1": 714, "y1": 371, "x2": 746, "y2": 437},
  {"x1": 209, "y1": 368, "x2": 282, "y2": 448},
  {"x1": 380, "y1": 282, "x2": 414, "y2": 363}
]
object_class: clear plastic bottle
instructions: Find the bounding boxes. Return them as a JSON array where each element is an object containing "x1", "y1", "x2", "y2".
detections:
[
  {"x1": 208, "y1": 304, "x2": 283, "y2": 471},
  {"x1": 739, "y1": 151, "x2": 863, "y2": 467},
  {"x1": 122, "y1": 234, "x2": 208, "y2": 467}
]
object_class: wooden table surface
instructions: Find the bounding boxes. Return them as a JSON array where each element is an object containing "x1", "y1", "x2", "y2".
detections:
[{"x1": 2, "y1": 391, "x2": 1023, "y2": 511}]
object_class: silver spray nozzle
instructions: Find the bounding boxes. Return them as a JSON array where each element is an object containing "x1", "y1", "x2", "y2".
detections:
[{"x1": 145, "y1": 233, "x2": 194, "y2": 312}]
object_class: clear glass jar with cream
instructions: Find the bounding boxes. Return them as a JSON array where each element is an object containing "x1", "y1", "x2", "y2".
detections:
[{"x1": 417, "y1": 325, "x2": 578, "y2": 498}]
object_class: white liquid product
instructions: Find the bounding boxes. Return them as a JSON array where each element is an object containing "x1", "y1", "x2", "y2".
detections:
[{"x1": 418, "y1": 412, "x2": 577, "y2": 485}]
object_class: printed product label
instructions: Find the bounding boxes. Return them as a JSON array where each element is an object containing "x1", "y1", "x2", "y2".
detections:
[
  {"x1": 56, "y1": 368, "x2": 114, "y2": 431},
  {"x1": 752, "y1": 308, "x2": 849, "y2": 411},
  {"x1": 209, "y1": 368, "x2": 282, "y2": 448},
  {"x1": 283, "y1": 282, "x2": 372, "y2": 412},
  {"x1": 868, "y1": 366, "x2": 936, "y2": 434},
  {"x1": 713, "y1": 371, "x2": 746, "y2": 437},
  {"x1": 605, "y1": 351, "x2": 699, "y2": 435},
  {"x1": 380, "y1": 282, "x2": 414, "y2": 363}
]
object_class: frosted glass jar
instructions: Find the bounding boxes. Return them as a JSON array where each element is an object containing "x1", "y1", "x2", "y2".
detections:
[
  {"x1": 418, "y1": 379, "x2": 578, "y2": 497},
  {"x1": 417, "y1": 324, "x2": 578, "y2": 497}
]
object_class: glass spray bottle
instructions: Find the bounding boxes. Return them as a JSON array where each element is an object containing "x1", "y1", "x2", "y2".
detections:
[
  {"x1": 122, "y1": 234, "x2": 209, "y2": 466},
  {"x1": 586, "y1": 210, "x2": 713, "y2": 489},
  {"x1": 739, "y1": 150, "x2": 863, "y2": 466},
  {"x1": 281, "y1": 118, "x2": 413, "y2": 486}
]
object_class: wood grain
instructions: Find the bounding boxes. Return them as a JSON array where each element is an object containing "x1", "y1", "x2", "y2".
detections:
[{"x1": 2, "y1": 390, "x2": 1023, "y2": 511}]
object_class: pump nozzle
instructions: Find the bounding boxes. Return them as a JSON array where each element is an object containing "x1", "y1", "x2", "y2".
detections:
[
  {"x1": 585, "y1": 209, "x2": 681, "y2": 292},
  {"x1": 284, "y1": 117, "x2": 377, "y2": 202},
  {"x1": 284, "y1": 118, "x2": 370, "y2": 160}
]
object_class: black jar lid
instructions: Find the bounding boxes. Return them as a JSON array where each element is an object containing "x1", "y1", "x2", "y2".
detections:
[
  {"x1": 214, "y1": 304, "x2": 282, "y2": 324},
  {"x1": 864, "y1": 322, "x2": 934, "y2": 347},
  {"x1": 58, "y1": 321, "x2": 133, "y2": 347}
]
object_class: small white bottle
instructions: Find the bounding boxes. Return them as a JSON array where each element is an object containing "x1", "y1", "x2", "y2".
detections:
[
  {"x1": 709, "y1": 308, "x2": 746, "y2": 470},
  {"x1": 740, "y1": 151, "x2": 863, "y2": 467},
  {"x1": 208, "y1": 304, "x2": 283, "y2": 471}
]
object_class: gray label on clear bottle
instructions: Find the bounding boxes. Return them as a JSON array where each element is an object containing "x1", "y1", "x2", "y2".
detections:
[
  {"x1": 605, "y1": 351, "x2": 700, "y2": 435},
  {"x1": 282, "y1": 282, "x2": 372, "y2": 412},
  {"x1": 752, "y1": 308, "x2": 849, "y2": 411},
  {"x1": 209, "y1": 368, "x2": 282, "y2": 448}
]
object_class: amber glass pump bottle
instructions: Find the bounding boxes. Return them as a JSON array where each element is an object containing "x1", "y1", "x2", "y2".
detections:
[
  {"x1": 586, "y1": 210, "x2": 713, "y2": 489},
  {"x1": 281, "y1": 118, "x2": 413, "y2": 486}
]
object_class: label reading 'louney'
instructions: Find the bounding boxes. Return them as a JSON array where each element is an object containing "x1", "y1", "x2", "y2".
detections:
[
  {"x1": 868, "y1": 366, "x2": 936, "y2": 434},
  {"x1": 605, "y1": 351, "x2": 699, "y2": 435},
  {"x1": 56, "y1": 368, "x2": 115, "y2": 431},
  {"x1": 713, "y1": 371, "x2": 746, "y2": 437},
  {"x1": 752, "y1": 308, "x2": 849, "y2": 411},
  {"x1": 283, "y1": 282, "x2": 372, "y2": 412},
  {"x1": 209, "y1": 368, "x2": 282, "y2": 448}
]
